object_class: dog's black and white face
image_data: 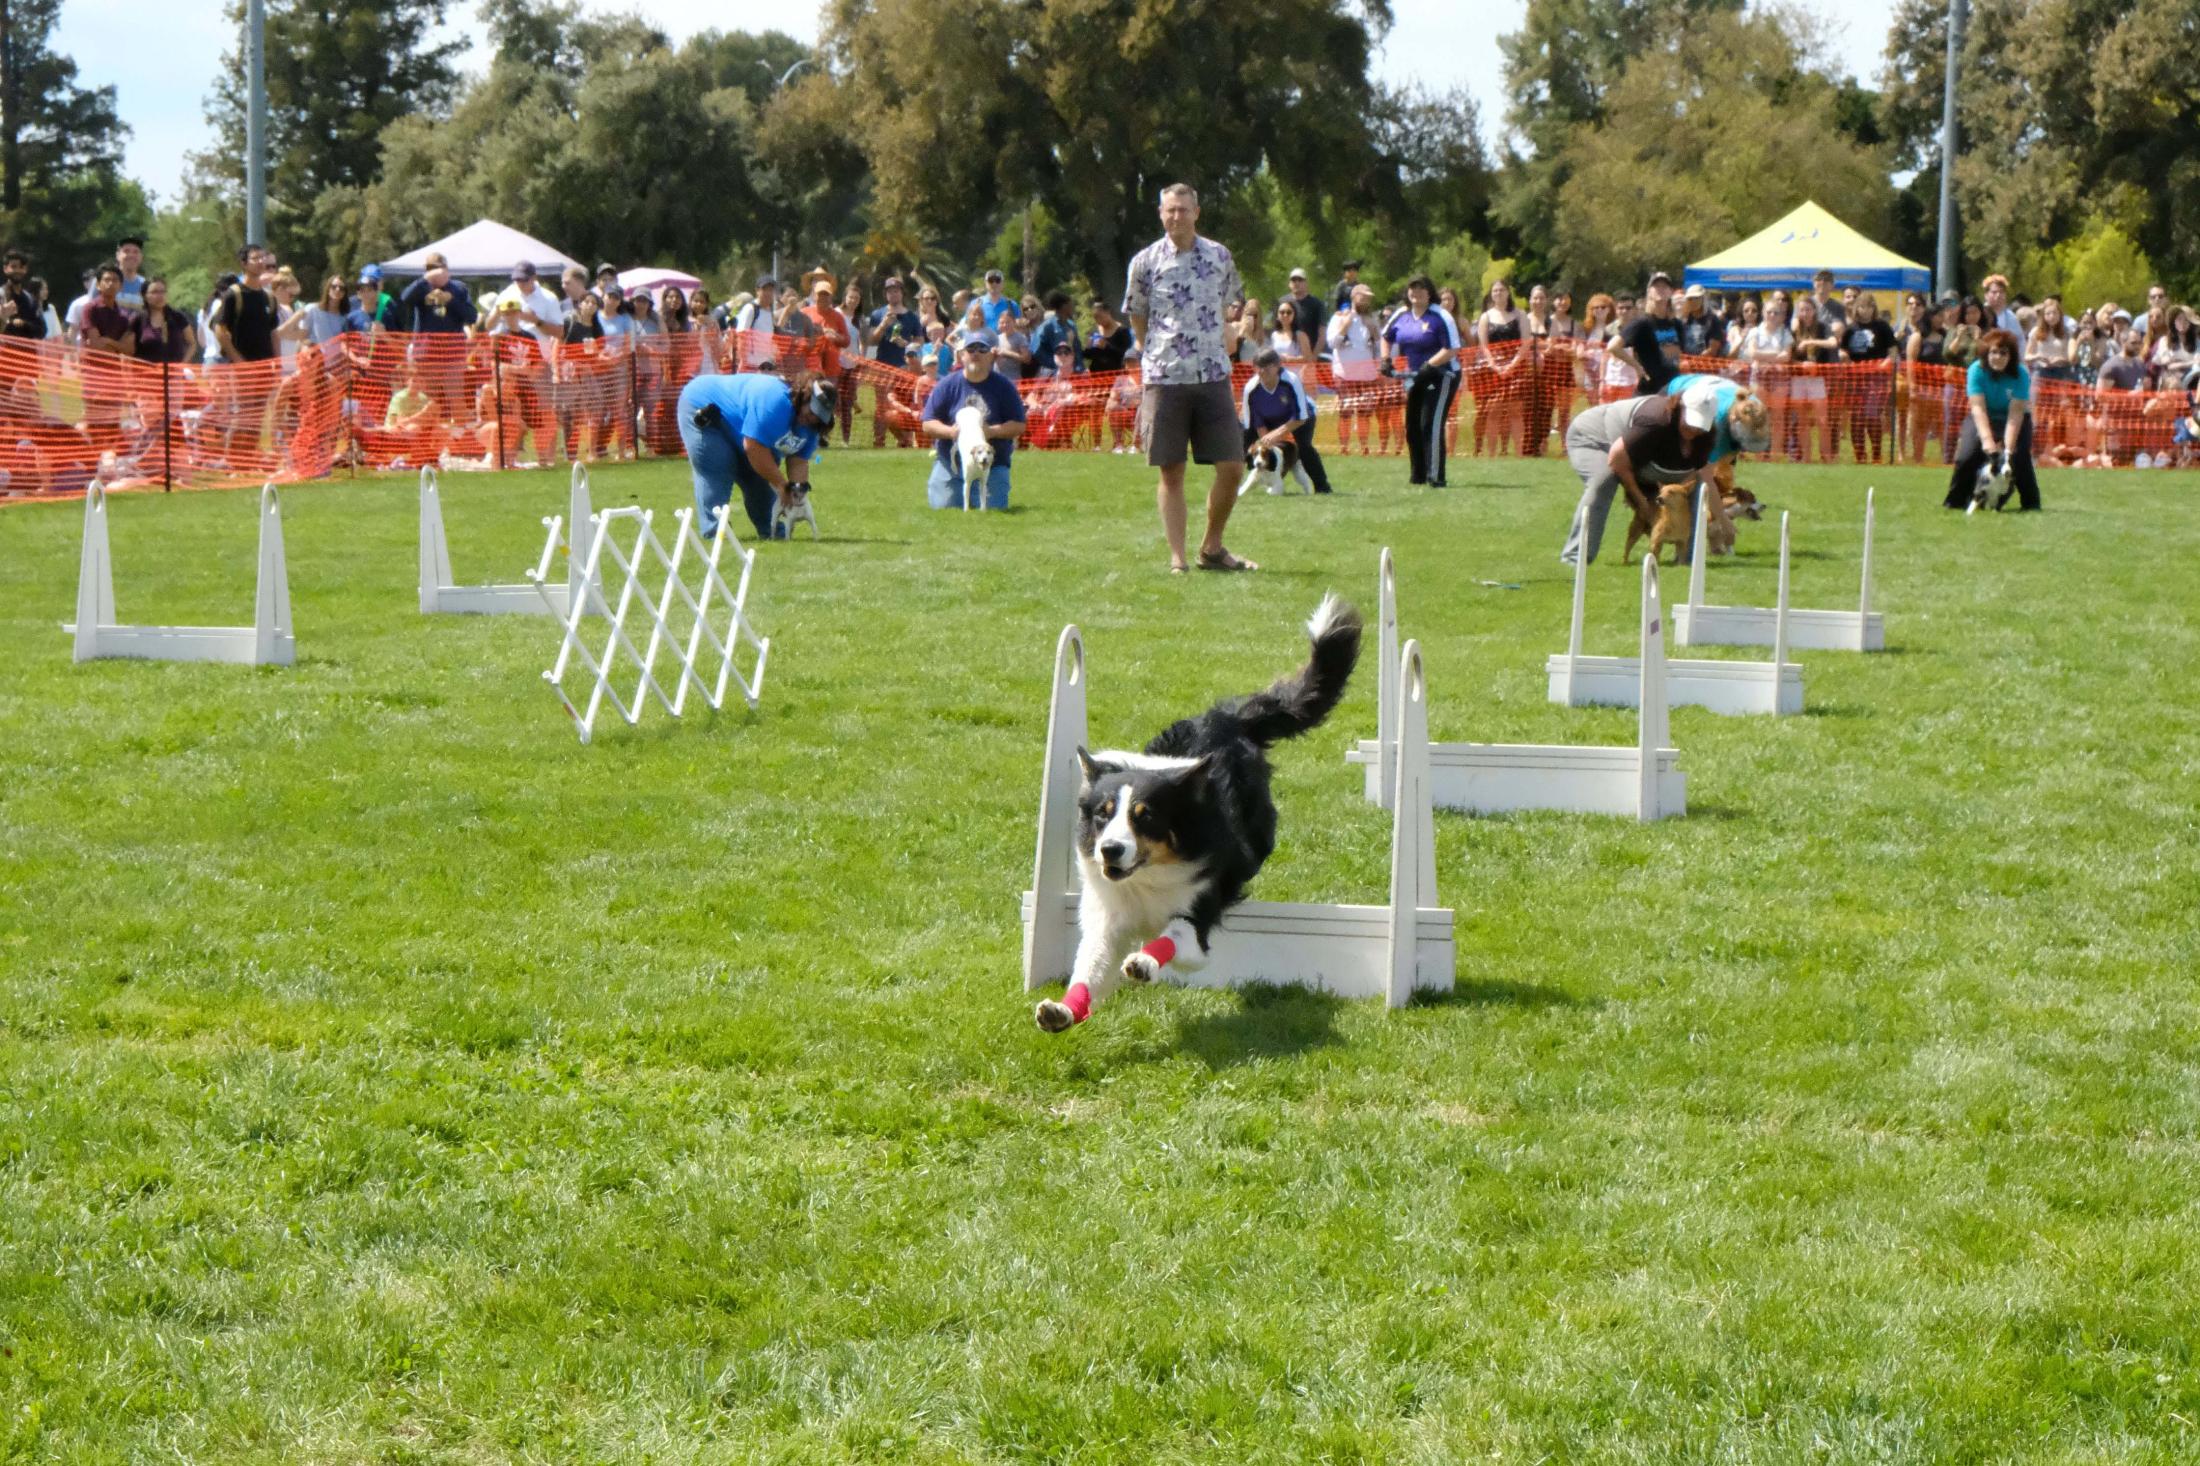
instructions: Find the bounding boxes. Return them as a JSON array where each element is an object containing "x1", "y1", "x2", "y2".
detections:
[{"x1": 1074, "y1": 749, "x2": 1208, "y2": 883}]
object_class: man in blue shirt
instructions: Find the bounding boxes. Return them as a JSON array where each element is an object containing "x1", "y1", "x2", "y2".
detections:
[
  {"x1": 1239, "y1": 348, "x2": 1332, "y2": 493},
  {"x1": 920, "y1": 329, "x2": 1027, "y2": 510},
  {"x1": 1031, "y1": 291, "x2": 1083, "y2": 375},
  {"x1": 677, "y1": 370, "x2": 834, "y2": 540},
  {"x1": 977, "y1": 270, "x2": 1022, "y2": 333}
]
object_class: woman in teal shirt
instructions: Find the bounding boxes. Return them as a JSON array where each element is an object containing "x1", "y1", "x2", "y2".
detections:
[{"x1": 1944, "y1": 329, "x2": 2040, "y2": 511}]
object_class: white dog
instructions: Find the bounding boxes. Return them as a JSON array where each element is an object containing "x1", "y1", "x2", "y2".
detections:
[
  {"x1": 772, "y1": 486, "x2": 818, "y2": 538},
  {"x1": 955, "y1": 399, "x2": 993, "y2": 511}
]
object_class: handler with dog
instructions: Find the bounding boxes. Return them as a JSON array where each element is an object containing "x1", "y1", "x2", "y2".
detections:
[
  {"x1": 920, "y1": 328, "x2": 1026, "y2": 509},
  {"x1": 1557, "y1": 376, "x2": 1771, "y2": 565},
  {"x1": 1239, "y1": 347, "x2": 1332, "y2": 493},
  {"x1": 676, "y1": 369, "x2": 834, "y2": 541}
]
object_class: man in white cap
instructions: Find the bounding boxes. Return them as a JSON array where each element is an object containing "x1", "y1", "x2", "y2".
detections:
[
  {"x1": 1678, "y1": 283, "x2": 1726, "y2": 359},
  {"x1": 1284, "y1": 266, "x2": 1327, "y2": 352},
  {"x1": 1556, "y1": 374, "x2": 1770, "y2": 565}
]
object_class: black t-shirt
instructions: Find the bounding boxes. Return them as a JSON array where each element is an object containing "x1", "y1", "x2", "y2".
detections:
[
  {"x1": 1086, "y1": 323, "x2": 1133, "y2": 374},
  {"x1": 132, "y1": 306, "x2": 196, "y2": 363},
  {"x1": 1679, "y1": 312, "x2": 1726, "y2": 357},
  {"x1": 216, "y1": 282, "x2": 278, "y2": 361},
  {"x1": 1617, "y1": 395, "x2": 1711, "y2": 483},
  {"x1": 1285, "y1": 291, "x2": 1327, "y2": 349},
  {"x1": 1623, "y1": 312, "x2": 1682, "y2": 392},
  {"x1": 3, "y1": 285, "x2": 46, "y2": 339},
  {"x1": 867, "y1": 306, "x2": 922, "y2": 368},
  {"x1": 562, "y1": 316, "x2": 604, "y2": 344},
  {"x1": 1842, "y1": 318, "x2": 1897, "y2": 362}
]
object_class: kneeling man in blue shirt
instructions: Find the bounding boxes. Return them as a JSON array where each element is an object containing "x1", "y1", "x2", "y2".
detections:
[{"x1": 921, "y1": 329, "x2": 1026, "y2": 510}]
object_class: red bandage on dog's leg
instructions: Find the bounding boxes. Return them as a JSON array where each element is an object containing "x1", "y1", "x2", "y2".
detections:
[
  {"x1": 1140, "y1": 936, "x2": 1177, "y2": 969},
  {"x1": 1063, "y1": 982, "x2": 1092, "y2": 1023}
]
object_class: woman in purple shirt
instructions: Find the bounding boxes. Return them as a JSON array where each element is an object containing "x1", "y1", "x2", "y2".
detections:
[
  {"x1": 130, "y1": 278, "x2": 198, "y2": 364},
  {"x1": 1381, "y1": 274, "x2": 1463, "y2": 487}
]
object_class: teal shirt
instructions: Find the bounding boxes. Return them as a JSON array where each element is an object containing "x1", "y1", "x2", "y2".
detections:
[
  {"x1": 1665, "y1": 372, "x2": 1740, "y2": 462},
  {"x1": 1966, "y1": 361, "x2": 2031, "y2": 426}
]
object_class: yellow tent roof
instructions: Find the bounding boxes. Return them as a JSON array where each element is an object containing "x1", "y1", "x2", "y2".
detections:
[{"x1": 1685, "y1": 201, "x2": 1931, "y2": 292}]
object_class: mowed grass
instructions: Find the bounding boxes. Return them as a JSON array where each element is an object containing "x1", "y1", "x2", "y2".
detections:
[{"x1": 2, "y1": 446, "x2": 2198, "y2": 1463}]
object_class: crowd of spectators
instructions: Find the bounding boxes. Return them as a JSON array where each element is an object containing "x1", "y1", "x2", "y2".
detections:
[{"x1": 4, "y1": 231, "x2": 2198, "y2": 499}]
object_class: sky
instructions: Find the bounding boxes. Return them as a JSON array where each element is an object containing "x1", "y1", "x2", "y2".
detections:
[{"x1": 59, "y1": 0, "x2": 1902, "y2": 208}]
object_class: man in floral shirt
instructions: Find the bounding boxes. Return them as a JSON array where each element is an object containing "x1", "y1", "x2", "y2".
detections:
[{"x1": 1124, "y1": 183, "x2": 1253, "y2": 572}]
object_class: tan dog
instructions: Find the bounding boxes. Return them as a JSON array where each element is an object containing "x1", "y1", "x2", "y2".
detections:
[{"x1": 1625, "y1": 484, "x2": 1696, "y2": 565}]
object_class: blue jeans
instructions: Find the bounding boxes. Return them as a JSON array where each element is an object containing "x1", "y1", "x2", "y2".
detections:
[
  {"x1": 926, "y1": 457, "x2": 1012, "y2": 510},
  {"x1": 678, "y1": 412, "x2": 788, "y2": 540}
]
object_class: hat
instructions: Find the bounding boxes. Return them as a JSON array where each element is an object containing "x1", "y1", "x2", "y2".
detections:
[
  {"x1": 1648, "y1": 270, "x2": 1674, "y2": 288},
  {"x1": 984, "y1": 268, "x2": 1004, "y2": 283},
  {"x1": 1679, "y1": 379, "x2": 1723, "y2": 433},
  {"x1": 812, "y1": 276, "x2": 836, "y2": 295},
  {"x1": 512, "y1": 261, "x2": 537, "y2": 280},
  {"x1": 756, "y1": 274, "x2": 777, "y2": 289},
  {"x1": 882, "y1": 276, "x2": 902, "y2": 289},
  {"x1": 359, "y1": 264, "x2": 382, "y2": 282},
  {"x1": 1341, "y1": 259, "x2": 1363, "y2": 271},
  {"x1": 1683, "y1": 283, "x2": 1706, "y2": 299},
  {"x1": 594, "y1": 262, "x2": 617, "y2": 277},
  {"x1": 962, "y1": 328, "x2": 998, "y2": 351},
  {"x1": 1288, "y1": 267, "x2": 1307, "y2": 280}
]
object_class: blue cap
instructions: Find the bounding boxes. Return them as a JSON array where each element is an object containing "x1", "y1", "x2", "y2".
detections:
[
  {"x1": 963, "y1": 329, "x2": 997, "y2": 351},
  {"x1": 360, "y1": 264, "x2": 382, "y2": 281}
]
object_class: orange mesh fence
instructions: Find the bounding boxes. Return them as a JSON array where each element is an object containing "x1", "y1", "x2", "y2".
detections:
[{"x1": 3, "y1": 332, "x2": 2192, "y2": 505}]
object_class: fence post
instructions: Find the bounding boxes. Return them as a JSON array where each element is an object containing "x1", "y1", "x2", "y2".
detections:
[
  {"x1": 493, "y1": 339, "x2": 507, "y2": 472},
  {"x1": 629, "y1": 347, "x2": 639, "y2": 462},
  {"x1": 161, "y1": 356, "x2": 173, "y2": 491}
]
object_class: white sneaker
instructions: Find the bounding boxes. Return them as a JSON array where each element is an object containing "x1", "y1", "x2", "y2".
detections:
[{"x1": 2136, "y1": 452, "x2": 2153, "y2": 468}]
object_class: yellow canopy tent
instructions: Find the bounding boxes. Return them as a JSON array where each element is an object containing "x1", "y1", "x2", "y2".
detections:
[{"x1": 1685, "y1": 202, "x2": 1931, "y2": 294}]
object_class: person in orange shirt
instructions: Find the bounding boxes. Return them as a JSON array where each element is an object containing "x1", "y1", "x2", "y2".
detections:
[{"x1": 801, "y1": 276, "x2": 850, "y2": 381}]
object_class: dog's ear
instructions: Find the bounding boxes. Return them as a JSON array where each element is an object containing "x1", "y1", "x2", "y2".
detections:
[{"x1": 1074, "y1": 746, "x2": 1104, "y2": 786}]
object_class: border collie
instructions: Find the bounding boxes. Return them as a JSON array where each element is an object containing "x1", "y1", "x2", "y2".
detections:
[
  {"x1": 1035, "y1": 595, "x2": 1363, "y2": 1032},
  {"x1": 1969, "y1": 449, "x2": 2013, "y2": 514}
]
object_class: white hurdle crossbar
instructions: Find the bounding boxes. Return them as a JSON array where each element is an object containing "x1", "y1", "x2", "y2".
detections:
[
  {"x1": 531, "y1": 504, "x2": 769, "y2": 743},
  {"x1": 64, "y1": 483, "x2": 294, "y2": 667},
  {"x1": 1348, "y1": 550, "x2": 1683, "y2": 820},
  {"x1": 1678, "y1": 489, "x2": 1883, "y2": 651},
  {"x1": 1547, "y1": 507, "x2": 1802, "y2": 717},
  {"x1": 1021, "y1": 624, "x2": 1453, "y2": 1010},
  {"x1": 420, "y1": 463, "x2": 596, "y2": 616}
]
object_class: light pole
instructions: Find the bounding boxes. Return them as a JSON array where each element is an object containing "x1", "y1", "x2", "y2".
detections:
[
  {"x1": 758, "y1": 57, "x2": 812, "y2": 286},
  {"x1": 1934, "y1": 0, "x2": 1966, "y2": 299},
  {"x1": 246, "y1": 0, "x2": 267, "y2": 245}
]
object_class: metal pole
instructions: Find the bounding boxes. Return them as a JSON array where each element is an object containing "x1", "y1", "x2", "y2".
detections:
[
  {"x1": 245, "y1": 0, "x2": 266, "y2": 246},
  {"x1": 1934, "y1": 0, "x2": 1965, "y2": 299}
]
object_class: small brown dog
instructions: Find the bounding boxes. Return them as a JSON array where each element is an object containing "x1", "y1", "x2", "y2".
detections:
[{"x1": 1624, "y1": 484, "x2": 1697, "y2": 565}]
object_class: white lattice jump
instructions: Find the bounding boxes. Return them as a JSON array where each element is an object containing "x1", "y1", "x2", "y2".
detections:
[
  {"x1": 1348, "y1": 549, "x2": 1684, "y2": 820},
  {"x1": 1547, "y1": 509, "x2": 1802, "y2": 717},
  {"x1": 530, "y1": 503, "x2": 769, "y2": 743},
  {"x1": 63, "y1": 483, "x2": 294, "y2": 667},
  {"x1": 420, "y1": 463, "x2": 596, "y2": 616},
  {"x1": 1677, "y1": 488, "x2": 1883, "y2": 651},
  {"x1": 1021, "y1": 624, "x2": 1452, "y2": 1010}
]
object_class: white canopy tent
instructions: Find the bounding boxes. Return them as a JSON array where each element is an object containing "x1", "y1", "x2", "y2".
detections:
[
  {"x1": 618, "y1": 267, "x2": 702, "y2": 297},
  {"x1": 377, "y1": 220, "x2": 583, "y2": 279}
]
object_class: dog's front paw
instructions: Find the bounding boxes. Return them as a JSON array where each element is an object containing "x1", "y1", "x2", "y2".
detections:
[
  {"x1": 1035, "y1": 999, "x2": 1076, "y2": 1033},
  {"x1": 1122, "y1": 950, "x2": 1162, "y2": 985}
]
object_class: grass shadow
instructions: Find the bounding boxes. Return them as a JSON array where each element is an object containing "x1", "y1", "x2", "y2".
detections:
[
  {"x1": 1147, "y1": 982, "x2": 1348, "y2": 1069},
  {"x1": 1417, "y1": 976, "x2": 1592, "y2": 1010}
]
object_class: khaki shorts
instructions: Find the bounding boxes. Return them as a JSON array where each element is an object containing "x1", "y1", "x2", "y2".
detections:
[{"x1": 1140, "y1": 379, "x2": 1243, "y2": 468}]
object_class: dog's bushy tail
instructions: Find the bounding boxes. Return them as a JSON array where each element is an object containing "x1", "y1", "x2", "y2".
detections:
[{"x1": 1233, "y1": 595, "x2": 1362, "y2": 747}]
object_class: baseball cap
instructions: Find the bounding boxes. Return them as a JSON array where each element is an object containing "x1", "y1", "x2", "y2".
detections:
[
  {"x1": 594, "y1": 262, "x2": 617, "y2": 277},
  {"x1": 1679, "y1": 379, "x2": 1723, "y2": 432},
  {"x1": 512, "y1": 261, "x2": 537, "y2": 280},
  {"x1": 1648, "y1": 270, "x2": 1675, "y2": 288},
  {"x1": 1684, "y1": 283, "x2": 1706, "y2": 299},
  {"x1": 1288, "y1": 267, "x2": 1307, "y2": 280},
  {"x1": 1341, "y1": 259, "x2": 1363, "y2": 271},
  {"x1": 963, "y1": 329, "x2": 997, "y2": 351},
  {"x1": 984, "y1": 268, "x2": 1004, "y2": 282},
  {"x1": 359, "y1": 264, "x2": 382, "y2": 282},
  {"x1": 1054, "y1": 340, "x2": 1075, "y2": 356},
  {"x1": 882, "y1": 276, "x2": 902, "y2": 289},
  {"x1": 756, "y1": 274, "x2": 776, "y2": 289}
]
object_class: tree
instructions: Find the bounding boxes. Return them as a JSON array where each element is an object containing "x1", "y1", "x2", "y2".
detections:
[
  {"x1": 195, "y1": 0, "x2": 464, "y2": 272},
  {"x1": 1540, "y1": 7, "x2": 1893, "y2": 289},
  {"x1": 1878, "y1": 0, "x2": 2200, "y2": 297},
  {"x1": 794, "y1": 0, "x2": 1403, "y2": 300},
  {"x1": 1491, "y1": 0, "x2": 1745, "y2": 279},
  {"x1": 0, "y1": 0, "x2": 141, "y2": 274}
]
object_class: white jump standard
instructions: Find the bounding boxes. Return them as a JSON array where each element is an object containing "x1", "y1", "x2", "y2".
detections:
[
  {"x1": 530, "y1": 504, "x2": 770, "y2": 743},
  {"x1": 1349, "y1": 550, "x2": 1684, "y2": 820},
  {"x1": 1022, "y1": 625, "x2": 1453, "y2": 1012},
  {"x1": 65, "y1": 482, "x2": 294, "y2": 667},
  {"x1": 1677, "y1": 489, "x2": 1884, "y2": 652},
  {"x1": 1546, "y1": 509, "x2": 1803, "y2": 717},
  {"x1": 419, "y1": 463, "x2": 597, "y2": 616}
]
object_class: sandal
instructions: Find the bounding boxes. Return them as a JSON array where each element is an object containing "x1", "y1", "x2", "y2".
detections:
[{"x1": 1196, "y1": 547, "x2": 1259, "y2": 572}]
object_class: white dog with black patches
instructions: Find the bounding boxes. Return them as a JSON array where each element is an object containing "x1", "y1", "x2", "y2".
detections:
[
  {"x1": 1036, "y1": 596, "x2": 1363, "y2": 1032},
  {"x1": 955, "y1": 398, "x2": 992, "y2": 510}
]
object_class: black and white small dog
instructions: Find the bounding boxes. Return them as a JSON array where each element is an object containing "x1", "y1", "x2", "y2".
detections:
[
  {"x1": 1969, "y1": 449, "x2": 2013, "y2": 515},
  {"x1": 1035, "y1": 595, "x2": 1362, "y2": 1032}
]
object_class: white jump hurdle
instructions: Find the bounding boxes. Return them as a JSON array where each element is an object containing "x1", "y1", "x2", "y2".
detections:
[
  {"x1": 1547, "y1": 510, "x2": 1802, "y2": 716},
  {"x1": 1022, "y1": 624, "x2": 1453, "y2": 1010},
  {"x1": 1677, "y1": 489, "x2": 1883, "y2": 651},
  {"x1": 530, "y1": 504, "x2": 769, "y2": 743},
  {"x1": 1348, "y1": 550, "x2": 1684, "y2": 820},
  {"x1": 420, "y1": 463, "x2": 596, "y2": 616},
  {"x1": 64, "y1": 483, "x2": 294, "y2": 667}
]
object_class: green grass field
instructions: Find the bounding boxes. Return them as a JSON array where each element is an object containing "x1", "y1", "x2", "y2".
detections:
[{"x1": 3, "y1": 449, "x2": 2198, "y2": 1462}]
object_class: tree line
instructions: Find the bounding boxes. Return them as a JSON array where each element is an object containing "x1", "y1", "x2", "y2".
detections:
[{"x1": 3, "y1": 0, "x2": 2193, "y2": 313}]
